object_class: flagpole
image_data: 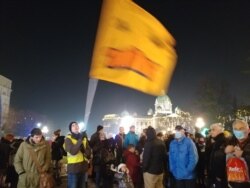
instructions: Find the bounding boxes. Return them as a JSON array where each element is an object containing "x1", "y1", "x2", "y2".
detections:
[{"x1": 83, "y1": 78, "x2": 98, "y2": 131}]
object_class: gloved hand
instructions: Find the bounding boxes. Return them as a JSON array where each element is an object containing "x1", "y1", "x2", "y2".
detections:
[
  {"x1": 81, "y1": 131, "x2": 87, "y2": 138},
  {"x1": 78, "y1": 133, "x2": 84, "y2": 141}
]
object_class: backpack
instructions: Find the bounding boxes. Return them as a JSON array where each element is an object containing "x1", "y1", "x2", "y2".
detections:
[
  {"x1": 101, "y1": 148, "x2": 116, "y2": 163},
  {"x1": 226, "y1": 154, "x2": 250, "y2": 182}
]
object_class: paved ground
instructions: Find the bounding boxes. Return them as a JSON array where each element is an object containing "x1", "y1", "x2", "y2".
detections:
[{"x1": 61, "y1": 176, "x2": 96, "y2": 188}]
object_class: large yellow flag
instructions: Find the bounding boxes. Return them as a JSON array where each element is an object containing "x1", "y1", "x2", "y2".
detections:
[{"x1": 89, "y1": 0, "x2": 177, "y2": 96}]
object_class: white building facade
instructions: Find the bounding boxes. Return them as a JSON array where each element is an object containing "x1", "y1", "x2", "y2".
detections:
[
  {"x1": 0, "y1": 75, "x2": 12, "y2": 130},
  {"x1": 102, "y1": 95, "x2": 195, "y2": 135}
]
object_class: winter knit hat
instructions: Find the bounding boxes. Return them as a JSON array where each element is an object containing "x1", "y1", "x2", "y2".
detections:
[
  {"x1": 117, "y1": 163, "x2": 126, "y2": 172},
  {"x1": 69, "y1": 121, "x2": 77, "y2": 133}
]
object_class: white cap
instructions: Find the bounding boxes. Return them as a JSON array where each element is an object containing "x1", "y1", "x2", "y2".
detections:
[{"x1": 117, "y1": 163, "x2": 126, "y2": 172}]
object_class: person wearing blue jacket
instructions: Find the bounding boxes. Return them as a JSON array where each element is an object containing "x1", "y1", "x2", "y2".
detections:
[
  {"x1": 124, "y1": 125, "x2": 139, "y2": 149},
  {"x1": 169, "y1": 125, "x2": 198, "y2": 188}
]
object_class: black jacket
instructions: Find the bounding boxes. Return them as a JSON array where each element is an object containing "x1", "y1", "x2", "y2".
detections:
[
  {"x1": 209, "y1": 133, "x2": 227, "y2": 180},
  {"x1": 142, "y1": 127, "x2": 167, "y2": 174},
  {"x1": 51, "y1": 136, "x2": 66, "y2": 160},
  {"x1": 0, "y1": 142, "x2": 10, "y2": 169}
]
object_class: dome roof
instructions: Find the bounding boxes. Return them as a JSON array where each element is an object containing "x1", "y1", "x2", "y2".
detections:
[
  {"x1": 121, "y1": 110, "x2": 129, "y2": 117},
  {"x1": 155, "y1": 95, "x2": 173, "y2": 114},
  {"x1": 155, "y1": 95, "x2": 172, "y2": 105}
]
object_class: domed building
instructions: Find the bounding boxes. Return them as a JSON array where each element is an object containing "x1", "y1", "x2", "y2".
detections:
[
  {"x1": 102, "y1": 95, "x2": 194, "y2": 135},
  {"x1": 155, "y1": 95, "x2": 173, "y2": 115}
]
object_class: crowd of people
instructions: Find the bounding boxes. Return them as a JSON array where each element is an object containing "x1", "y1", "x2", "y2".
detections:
[{"x1": 0, "y1": 119, "x2": 250, "y2": 188}]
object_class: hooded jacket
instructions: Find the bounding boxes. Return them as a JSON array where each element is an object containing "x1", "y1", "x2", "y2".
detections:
[
  {"x1": 209, "y1": 133, "x2": 227, "y2": 180},
  {"x1": 142, "y1": 127, "x2": 167, "y2": 174},
  {"x1": 14, "y1": 137, "x2": 51, "y2": 188}
]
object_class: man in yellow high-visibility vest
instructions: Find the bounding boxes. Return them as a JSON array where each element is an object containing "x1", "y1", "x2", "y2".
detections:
[{"x1": 64, "y1": 121, "x2": 90, "y2": 188}]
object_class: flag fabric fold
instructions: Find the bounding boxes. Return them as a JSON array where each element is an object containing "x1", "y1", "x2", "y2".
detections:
[{"x1": 90, "y1": 0, "x2": 177, "y2": 96}]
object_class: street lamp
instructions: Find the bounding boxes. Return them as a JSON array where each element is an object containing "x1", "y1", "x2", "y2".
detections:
[
  {"x1": 41, "y1": 126, "x2": 49, "y2": 134},
  {"x1": 37, "y1": 122, "x2": 41, "y2": 128},
  {"x1": 120, "y1": 115, "x2": 134, "y2": 133},
  {"x1": 78, "y1": 122, "x2": 85, "y2": 131},
  {"x1": 195, "y1": 117, "x2": 205, "y2": 129}
]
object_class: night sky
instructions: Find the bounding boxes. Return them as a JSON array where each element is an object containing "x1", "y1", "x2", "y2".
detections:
[{"x1": 1, "y1": 0, "x2": 250, "y2": 135}]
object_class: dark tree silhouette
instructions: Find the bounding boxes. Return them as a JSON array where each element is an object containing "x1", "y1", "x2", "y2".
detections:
[{"x1": 194, "y1": 77, "x2": 234, "y2": 124}]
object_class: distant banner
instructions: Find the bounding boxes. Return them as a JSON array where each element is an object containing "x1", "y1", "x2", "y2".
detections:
[{"x1": 90, "y1": 0, "x2": 177, "y2": 96}]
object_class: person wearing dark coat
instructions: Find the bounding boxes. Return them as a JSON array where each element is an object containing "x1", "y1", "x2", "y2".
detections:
[
  {"x1": 208, "y1": 123, "x2": 228, "y2": 188},
  {"x1": 90, "y1": 125, "x2": 105, "y2": 187},
  {"x1": 142, "y1": 126, "x2": 167, "y2": 188},
  {"x1": 0, "y1": 140, "x2": 10, "y2": 169},
  {"x1": 0, "y1": 139, "x2": 10, "y2": 187},
  {"x1": 51, "y1": 129, "x2": 66, "y2": 161},
  {"x1": 195, "y1": 137, "x2": 206, "y2": 188},
  {"x1": 136, "y1": 129, "x2": 147, "y2": 155},
  {"x1": 225, "y1": 119, "x2": 250, "y2": 188},
  {"x1": 90, "y1": 125, "x2": 104, "y2": 149},
  {"x1": 1, "y1": 134, "x2": 23, "y2": 188},
  {"x1": 99, "y1": 137, "x2": 116, "y2": 188},
  {"x1": 115, "y1": 126, "x2": 126, "y2": 164},
  {"x1": 204, "y1": 134, "x2": 214, "y2": 188},
  {"x1": 51, "y1": 129, "x2": 66, "y2": 186}
]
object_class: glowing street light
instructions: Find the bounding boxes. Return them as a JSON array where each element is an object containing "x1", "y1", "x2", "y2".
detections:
[
  {"x1": 195, "y1": 117, "x2": 205, "y2": 129},
  {"x1": 41, "y1": 126, "x2": 49, "y2": 134},
  {"x1": 78, "y1": 122, "x2": 85, "y2": 131},
  {"x1": 37, "y1": 123, "x2": 41, "y2": 128},
  {"x1": 120, "y1": 115, "x2": 134, "y2": 133}
]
